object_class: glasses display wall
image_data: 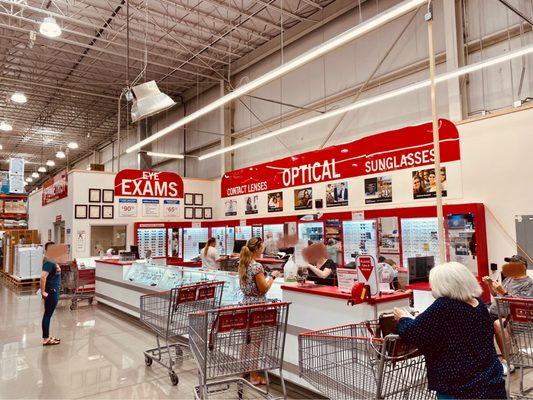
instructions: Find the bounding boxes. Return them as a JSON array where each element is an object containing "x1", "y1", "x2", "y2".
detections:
[
  {"x1": 235, "y1": 226, "x2": 251, "y2": 241},
  {"x1": 343, "y1": 220, "x2": 377, "y2": 264},
  {"x1": 137, "y1": 228, "x2": 166, "y2": 258},
  {"x1": 401, "y1": 217, "x2": 441, "y2": 270},
  {"x1": 211, "y1": 227, "x2": 226, "y2": 255},
  {"x1": 298, "y1": 222, "x2": 323, "y2": 244},
  {"x1": 226, "y1": 227, "x2": 235, "y2": 255},
  {"x1": 252, "y1": 225, "x2": 262, "y2": 238},
  {"x1": 183, "y1": 228, "x2": 209, "y2": 261},
  {"x1": 447, "y1": 213, "x2": 477, "y2": 274}
]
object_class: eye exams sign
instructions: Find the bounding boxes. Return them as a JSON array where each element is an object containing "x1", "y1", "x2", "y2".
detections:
[
  {"x1": 221, "y1": 119, "x2": 460, "y2": 198},
  {"x1": 115, "y1": 169, "x2": 184, "y2": 198}
]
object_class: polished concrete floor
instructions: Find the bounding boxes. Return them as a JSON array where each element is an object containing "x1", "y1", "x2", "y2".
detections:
[{"x1": 0, "y1": 283, "x2": 531, "y2": 399}]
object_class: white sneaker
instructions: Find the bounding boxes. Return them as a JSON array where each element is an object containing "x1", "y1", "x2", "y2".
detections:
[{"x1": 502, "y1": 362, "x2": 515, "y2": 376}]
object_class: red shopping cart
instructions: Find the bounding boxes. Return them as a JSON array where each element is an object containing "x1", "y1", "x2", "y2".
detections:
[
  {"x1": 496, "y1": 297, "x2": 533, "y2": 397},
  {"x1": 188, "y1": 301, "x2": 290, "y2": 399},
  {"x1": 140, "y1": 280, "x2": 225, "y2": 385},
  {"x1": 298, "y1": 321, "x2": 433, "y2": 399}
]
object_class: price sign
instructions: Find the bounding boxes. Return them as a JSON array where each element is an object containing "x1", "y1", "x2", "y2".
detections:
[
  {"x1": 337, "y1": 268, "x2": 358, "y2": 293},
  {"x1": 163, "y1": 199, "x2": 180, "y2": 217},
  {"x1": 118, "y1": 198, "x2": 138, "y2": 217}
]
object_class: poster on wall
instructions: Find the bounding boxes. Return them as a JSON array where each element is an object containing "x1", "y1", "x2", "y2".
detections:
[
  {"x1": 42, "y1": 170, "x2": 68, "y2": 206},
  {"x1": 244, "y1": 195, "x2": 259, "y2": 215},
  {"x1": 326, "y1": 182, "x2": 348, "y2": 207},
  {"x1": 267, "y1": 192, "x2": 283, "y2": 212},
  {"x1": 412, "y1": 167, "x2": 447, "y2": 199},
  {"x1": 118, "y1": 198, "x2": 138, "y2": 217},
  {"x1": 142, "y1": 199, "x2": 160, "y2": 217},
  {"x1": 163, "y1": 199, "x2": 180, "y2": 217},
  {"x1": 294, "y1": 188, "x2": 313, "y2": 210},
  {"x1": 224, "y1": 199, "x2": 237, "y2": 216},
  {"x1": 365, "y1": 176, "x2": 392, "y2": 204}
]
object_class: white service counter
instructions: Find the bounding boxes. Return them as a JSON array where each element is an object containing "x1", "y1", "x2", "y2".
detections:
[{"x1": 95, "y1": 259, "x2": 410, "y2": 392}]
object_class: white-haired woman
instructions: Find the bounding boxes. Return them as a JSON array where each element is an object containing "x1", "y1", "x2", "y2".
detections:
[{"x1": 394, "y1": 262, "x2": 506, "y2": 399}]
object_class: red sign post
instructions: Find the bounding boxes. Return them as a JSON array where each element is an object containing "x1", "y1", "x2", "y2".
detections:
[
  {"x1": 42, "y1": 170, "x2": 68, "y2": 206},
  {"x1": 114, "y1": 169, "x2": 184, "y2": 198},
  {"x1": 221, "y1": 119, "x2": 460, "y2": 198}
]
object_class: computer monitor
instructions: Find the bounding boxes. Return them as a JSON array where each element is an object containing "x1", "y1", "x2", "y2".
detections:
[
  {"x1": 198, "y1": 242, "x2": 206, "y2": 253},
  {"x1": 408, "y1": 256, "x2": 435, "y2": 283},
  {"x1": 130, "y1": 245, "x2": 139, "y2": 259},
  {"x1": 233, "y1": 240, "x2": 247, "y2": 254}
]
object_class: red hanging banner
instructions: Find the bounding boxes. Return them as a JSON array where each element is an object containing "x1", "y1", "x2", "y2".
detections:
[
  {"x1": 115, "y1": 169, "x2": 184, "y2": 198},
  {"x1": 221, "y1": 119, "x2": 460, "y2": 198},
  {"x1": 42, "y1": 170, "x2": 68, "y2": 206}
]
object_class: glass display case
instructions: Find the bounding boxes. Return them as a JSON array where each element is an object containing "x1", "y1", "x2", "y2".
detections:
[
  {"x1": 122, "y1": 261, "x2": 282, "y2": 305},
  {"x1": 342, "y1": 220, "x2": 377, "y2": 264},
  {"x1": 298, "y1": 222, "x2": 324, "y2": 244},
  {"x1": 137, "y1": 228, "x2": 166, "y2": 258},
  {"x1": 183, "y1": 228, "x2": 209, "y2": 261}
]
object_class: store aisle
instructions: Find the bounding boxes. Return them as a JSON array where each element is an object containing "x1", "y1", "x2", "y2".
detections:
[{"x1": 0, "y1": 284, "x2": 217, "y2": 399}]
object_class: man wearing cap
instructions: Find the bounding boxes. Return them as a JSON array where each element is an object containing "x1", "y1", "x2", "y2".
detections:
[{"x1": 483, "y1": 255, "x2": 533, "y2": 374}]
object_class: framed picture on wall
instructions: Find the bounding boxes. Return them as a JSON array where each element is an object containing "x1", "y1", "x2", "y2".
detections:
[
  {"x1": 203, "y1": 207, "x2": 212, "y2": 219},
  {"x1": 194, "y1": 207, "x2": 203, "y2": 219},
  {"x1": 184, "y1": 207, "x2": 194, "y2": 219},
  {"x1": 102, "y1": 189, "x2": 114, "y2": 203},
  {"x1": 89, "y1": 188, "x2": 101, "y2": 203},
  {"x1": 102, "y1": 205, "x2": 114, "y2": 219},
  {"x1": 194, "y1": 193, "x2": 204, "y2": 206},
  {"x1": 89, "y1": 205, "x2": 101, "y2": 219},
  {"x1": 185, "y1": 193, "x2": 194, "y2": 205},
  {"x1": 75, "y1": 204, "x2": 87, "y2": 219}
]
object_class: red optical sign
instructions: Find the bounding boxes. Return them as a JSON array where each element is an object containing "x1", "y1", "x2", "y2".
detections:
[
  {"x1": 42, "y1": 170, "x2": 68, "y2": 206},
  {"x1": 115, "y1": 169, "x2": 183, "y2": 198},
  {"x1": 221, "y1": 119, "x2": 460, "y2": 197}
]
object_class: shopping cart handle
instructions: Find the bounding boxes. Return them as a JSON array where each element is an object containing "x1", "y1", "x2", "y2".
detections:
[{"x1": 384, "y1": 333, "x2": 400, "y2": 341}]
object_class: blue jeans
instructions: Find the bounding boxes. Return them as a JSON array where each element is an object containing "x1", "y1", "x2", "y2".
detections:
[
  {"x1": 436, "y1": 393, "x2": 456, "y2": 400},
  {"x1": 42, "y1": 288, "x2": 59, "y2": 339}
]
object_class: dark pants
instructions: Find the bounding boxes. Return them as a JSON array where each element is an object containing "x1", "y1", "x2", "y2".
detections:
[{"x1": 42, "y1": 289, "x2": 59, "y2": 339}]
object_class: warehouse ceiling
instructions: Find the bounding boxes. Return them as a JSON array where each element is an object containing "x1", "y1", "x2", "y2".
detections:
[{"x1": 0, "y1": 0, "x2": 333, "y2": 180}]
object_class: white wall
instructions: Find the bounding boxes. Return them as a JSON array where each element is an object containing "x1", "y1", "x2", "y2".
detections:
[{"x1": 29, "y1": 170, "x2": 217, "y2": 259}]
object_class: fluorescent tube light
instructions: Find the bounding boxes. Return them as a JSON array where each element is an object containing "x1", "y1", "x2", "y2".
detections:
[
  {"x1": 199, "y1": 44, "x2": 533, "y2": 160},
  {"x1": 147, "y1": 151, "x2": 184, "y2": 159},
  {"x1": 126, "y1": 0, "x2": 426, "y2": 154}
]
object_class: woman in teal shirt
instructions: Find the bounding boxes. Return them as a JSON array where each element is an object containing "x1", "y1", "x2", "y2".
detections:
[{"x1": 40, "y1": 242, "x2": 61, "y2": 346}]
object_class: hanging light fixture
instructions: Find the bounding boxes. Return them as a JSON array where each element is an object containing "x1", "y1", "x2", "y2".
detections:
[
  {"x1": 0, "y1": 121, "x2": 12, "y2": 131},
  {"x1": 46, "y1": 160, "x2": 55, "y2": 167},
  {"x1": 40, "y1": 17, "x2": 62, "y2": 38},
  {"x1": 56, "y1": 150, "x2": 66, "y2": 159},
  {"x1": 23, "y1": 181, "x2": 28, "y2": 186},
  {"x1": 38, "y1": 166, "x2": 46, "y2": 173},
  {"x1": 67, "y1": 142, "x2": 79, "y2": 149},
  {"x1": 10, "y1": 92, "x2": 27, "y2": 104},
  {"x1": 129, "y1": 80, "x2": 175, "y2": 123},
  {"x1": 0, "y1": 144, "x2": 3, "y2": 150},
  {"x1": 25, "y1": 177, "x2": 33, "y2": 183},
  {"x1": 31, "y1": 172, "x2": 39, "y2": 178}
]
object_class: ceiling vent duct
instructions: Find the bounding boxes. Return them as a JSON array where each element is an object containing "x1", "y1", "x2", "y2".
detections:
[{"x1": 130, "y1": 81, "x2": 175, "y2": 123}]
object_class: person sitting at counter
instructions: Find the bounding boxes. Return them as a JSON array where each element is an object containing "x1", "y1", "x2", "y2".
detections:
[
  {"x1": 200, "y1": 237, "x2": 222, "y2": 270},
  {"x1": 303, "y1": 243, "x2": 337, "y2": 286}
]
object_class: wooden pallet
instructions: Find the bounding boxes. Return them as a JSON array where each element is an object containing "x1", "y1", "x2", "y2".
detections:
[{"x1": 0, "y1": 271, "x2": 40, "y2": 288}]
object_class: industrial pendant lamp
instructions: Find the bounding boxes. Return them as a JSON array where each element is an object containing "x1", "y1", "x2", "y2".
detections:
[
  {"x1": 40, "y1": 17, "x2": 62, "y2": 38},
  {"x1": 129, "y1": 81, "x2": 175, "y2": 123}
]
